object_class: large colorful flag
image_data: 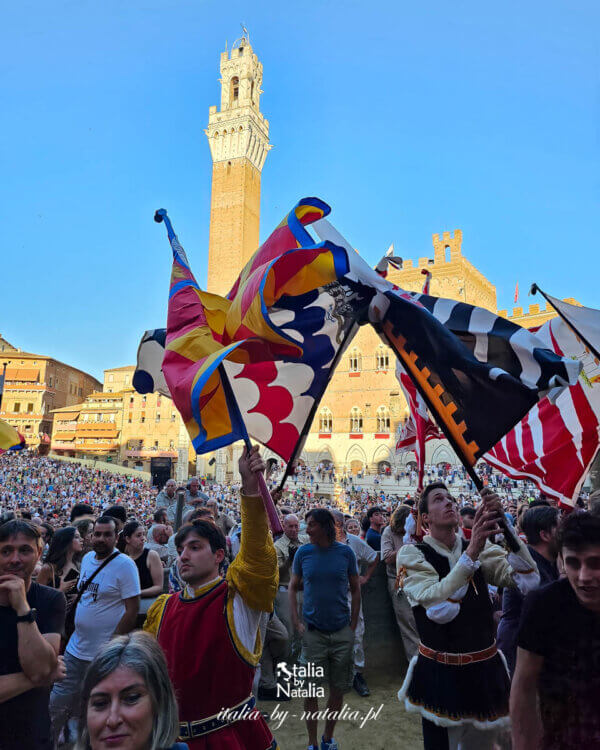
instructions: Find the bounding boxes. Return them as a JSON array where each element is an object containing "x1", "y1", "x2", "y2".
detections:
[
  {"x1": 0, "y1": 419, "x2": 25, "y2": 453},
  {"x1": 140, "y1": 200, "x2": 367, "y2": 464},
  {"x1": 485, "y1": 297, "x2": 600, "y2": 507},
  {"x1": 312, "y1": 219, "x2": 582, "y2": 481}
]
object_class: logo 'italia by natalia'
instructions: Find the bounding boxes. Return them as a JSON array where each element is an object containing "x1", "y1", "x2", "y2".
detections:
[{"x1": 276, "y1": 661, "x2": 326, "y2": 698}]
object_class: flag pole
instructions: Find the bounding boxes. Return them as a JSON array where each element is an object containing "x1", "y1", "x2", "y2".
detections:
[
  {"x1": 219, "y1": 364, "x2": 283, "y2": 536},
  {"x1": 531, "y1": 283, "x2": 600, "y2": 361},
  {"x1": 155, "y1": 207, "x2": 282, "y2": 536}
]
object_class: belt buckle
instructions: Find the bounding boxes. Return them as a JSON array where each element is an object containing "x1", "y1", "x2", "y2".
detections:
[
  {"x1": 179, "y1": 722, "x2": 191, "y2": 739},
  {"x1": 434, "y1": 651, "x2": 448, "y2": 665}
]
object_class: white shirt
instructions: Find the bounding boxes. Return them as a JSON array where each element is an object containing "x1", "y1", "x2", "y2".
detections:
[{"x1": 68, "y1": 550, "x2": 141, "y2": 661}]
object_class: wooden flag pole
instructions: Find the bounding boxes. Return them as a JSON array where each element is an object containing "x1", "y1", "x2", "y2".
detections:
[{"x1": 220, "y1": 365, "x2": 283, "y2": 536}]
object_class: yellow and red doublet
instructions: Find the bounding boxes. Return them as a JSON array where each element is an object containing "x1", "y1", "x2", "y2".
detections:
[{"x1": 145, "y1": 494, "x2": 279, "y2": 750}]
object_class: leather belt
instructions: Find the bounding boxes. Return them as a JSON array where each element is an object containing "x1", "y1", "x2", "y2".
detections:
[
  {"x1": 418, "y1": 641, "x2": 497, "y2": 666},
  {"x1": 178, "y1": 695, "x2": 256, "y2": 739}
]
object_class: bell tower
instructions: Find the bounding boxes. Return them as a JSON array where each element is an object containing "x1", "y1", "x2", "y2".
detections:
[{"x1": 205, "y1": 35, "x2": 270, "y2": 296}]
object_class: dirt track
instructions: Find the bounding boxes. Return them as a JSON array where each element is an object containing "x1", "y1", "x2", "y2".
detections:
[{"x1": 258, "y1": 669, "x2": 423, "y2": 750}]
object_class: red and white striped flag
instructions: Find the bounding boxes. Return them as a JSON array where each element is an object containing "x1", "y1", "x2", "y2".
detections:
[
  {"x1": 395, "y1": 368, "x2": 444, "y2": 491},
  {"x1": 514, "y1": 282, "x2": 519, "y2": 303},
  {"x1": 485, "y1": 298, "x2": 600, "y2": 507}
]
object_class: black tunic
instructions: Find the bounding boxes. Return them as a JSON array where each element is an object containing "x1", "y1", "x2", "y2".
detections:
[{"x1": 403, "y1": 539, "x2": 510, "y2": 726}]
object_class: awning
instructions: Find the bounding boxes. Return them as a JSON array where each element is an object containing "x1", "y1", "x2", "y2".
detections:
[{"x1": 4, "y1": 367, "x2": 40, "y2": 382}]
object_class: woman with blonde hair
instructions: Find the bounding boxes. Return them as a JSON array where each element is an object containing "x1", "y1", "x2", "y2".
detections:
[{"x1": 75, "y1": 631, "x2": 187, "y2": 750}]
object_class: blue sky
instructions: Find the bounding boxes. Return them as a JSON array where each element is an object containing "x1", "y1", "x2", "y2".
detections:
[{"x1": 2, "y1": 0, "x2": 598, "y2": 380}]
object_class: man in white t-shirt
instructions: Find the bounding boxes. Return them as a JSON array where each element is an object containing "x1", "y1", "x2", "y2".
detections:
[{"x1": 49, "y1": 515, "x2": 140, "y2": 742}]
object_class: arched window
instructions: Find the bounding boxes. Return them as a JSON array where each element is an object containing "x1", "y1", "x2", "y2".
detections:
[
  {"x1": 376, "y1": 406, "x2": 391, "y2": 433},
  {"x1": 251, "y1": 79, "x2": 255, "y2": 102},
  {"x1": 230, "y1": 76, "x2": 239, "y2": 104},
  {"x1": 349, "y1": 407, "x2": 363, "y2": 433},
  {"x1": 349, "y1": 348, "x2": 362, "y2": 373},
  {"x1": 376, "y1": 346, "x2": 390, "y2": 371},
  {"x1": 319, "y1": 407, "x2": 332, "y2": 433}
]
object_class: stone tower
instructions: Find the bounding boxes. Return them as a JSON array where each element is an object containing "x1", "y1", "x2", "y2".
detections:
[{"x1": 205, "y1": 35, "x2": 270, "y2": 296}]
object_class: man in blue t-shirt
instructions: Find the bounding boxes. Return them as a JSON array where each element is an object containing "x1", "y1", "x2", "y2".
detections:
[{"x1": 290, "y1": 508, "x2": 360, "y2": 750}]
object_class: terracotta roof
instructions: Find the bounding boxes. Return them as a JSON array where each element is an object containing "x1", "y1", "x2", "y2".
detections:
[
  {"x1": 88, "y1": 391, "x2": 125, "y2": 400},
  {"x1": 103, "y1": 365, "x2": 135, "y2": 372},
  {"x1": 0, "y1": 352, "x2": 101, "y2": 386}
]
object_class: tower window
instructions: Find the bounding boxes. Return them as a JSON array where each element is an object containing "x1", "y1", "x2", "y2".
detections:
[{"x1": 231, "y1": 76, "x2": 239, "y2": 103}]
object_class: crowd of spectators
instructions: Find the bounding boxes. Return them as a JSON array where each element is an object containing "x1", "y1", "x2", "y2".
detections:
[{"x1": 1, "y1": 448, "x2": 599, "y2": 749}]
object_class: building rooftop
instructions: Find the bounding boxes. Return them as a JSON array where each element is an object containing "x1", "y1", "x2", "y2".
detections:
[{"x1": 0, "y1": 349, "x2": 101, "y2": 387}]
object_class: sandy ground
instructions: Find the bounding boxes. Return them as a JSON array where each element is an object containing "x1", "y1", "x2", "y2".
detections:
[{"x1": 257, "y1": 669, "x2": 423, "y2": 750}]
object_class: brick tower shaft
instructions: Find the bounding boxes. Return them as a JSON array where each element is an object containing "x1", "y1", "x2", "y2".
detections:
[{"x1": 205, "y1": 35, "x2": 270, "y2": 296}]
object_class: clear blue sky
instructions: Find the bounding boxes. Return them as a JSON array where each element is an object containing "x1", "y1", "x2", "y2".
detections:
[{"x1": 2, "y1": 0, "x2": 598, "y2": 381}]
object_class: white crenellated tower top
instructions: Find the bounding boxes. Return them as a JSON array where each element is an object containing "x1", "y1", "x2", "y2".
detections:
[{"x1": 205, "y1": 35, "x2": 271, "y2": 171}]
